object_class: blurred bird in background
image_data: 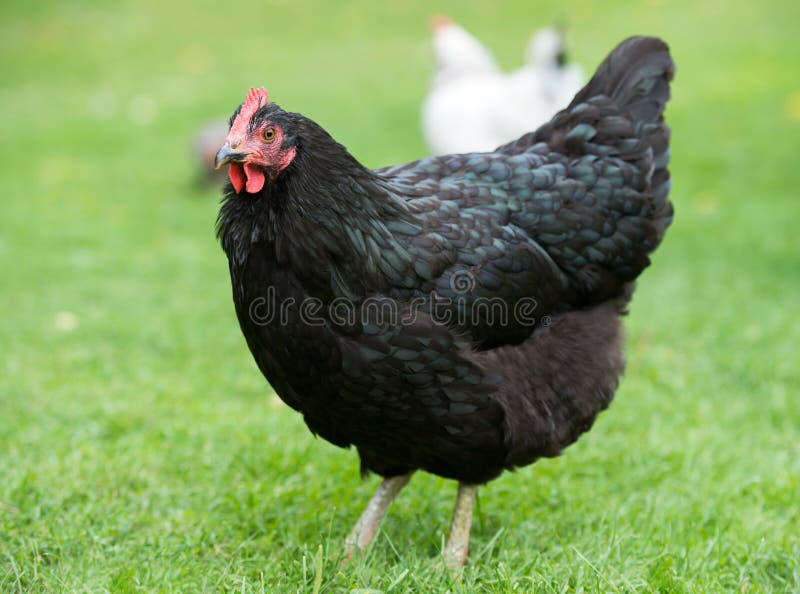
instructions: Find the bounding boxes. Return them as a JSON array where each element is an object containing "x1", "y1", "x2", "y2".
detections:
[
  {"x1": 191, "y1": 120, "x2": 229, "y2": 187},
  {"x1": 422, "y1": 17, "x2": 585, "y2": 155},
  {"x1": 424, "y1": 15, "x2": 503, "y2": 84}
]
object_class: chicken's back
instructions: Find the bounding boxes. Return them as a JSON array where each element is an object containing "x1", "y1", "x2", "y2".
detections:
[{"x1": 404, "y1": 37, "x2": 675, "y2": 313}]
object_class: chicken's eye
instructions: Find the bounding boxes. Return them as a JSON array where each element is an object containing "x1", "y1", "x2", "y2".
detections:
[{"x1": 262, "y1": 127, "x2": 276, "y2": 142}]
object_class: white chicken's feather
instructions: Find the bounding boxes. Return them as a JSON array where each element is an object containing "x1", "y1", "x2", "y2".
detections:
[{"x1": 422, "y1": 23, "x2": 585, "y2": 155}]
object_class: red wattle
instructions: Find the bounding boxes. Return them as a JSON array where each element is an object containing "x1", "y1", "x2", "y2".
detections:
[
  {"x1": 228, "y1": 163, "x2": 245, "y2": 193},
  {"x1": 244, "y1": 162, "x2": 266, "y2": 193}
]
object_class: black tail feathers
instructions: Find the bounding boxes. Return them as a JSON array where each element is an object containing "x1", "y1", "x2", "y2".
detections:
[{"x1": 570, "y1": 36, "x2": 674, "y2": 126}]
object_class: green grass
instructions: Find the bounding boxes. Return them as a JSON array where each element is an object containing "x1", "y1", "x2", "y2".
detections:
[{"x1": 1, "y1": 0, "x2": 799, "y2": 591}]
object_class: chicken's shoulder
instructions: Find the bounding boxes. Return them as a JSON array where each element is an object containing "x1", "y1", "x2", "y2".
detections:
[{"x1": 374, "y1": 154, "x2": 575, "y2": 348}]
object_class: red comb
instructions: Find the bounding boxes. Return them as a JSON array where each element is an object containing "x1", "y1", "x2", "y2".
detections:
[
  {"x1": 229, "y1": 87, "x2": 269, "y2": 139},
  {"x1": 429, "y1": 14, "x2": 453, "y2": 32}
]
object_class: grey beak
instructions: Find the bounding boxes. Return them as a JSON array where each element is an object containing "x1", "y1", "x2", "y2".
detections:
[{"x1": 214, "y1": 144, "x2": 248, "y2": 169}]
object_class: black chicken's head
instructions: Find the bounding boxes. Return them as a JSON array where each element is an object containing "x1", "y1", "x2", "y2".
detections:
[{"x1": 215, "y1": 87, "x2": 299, "y2": 194}]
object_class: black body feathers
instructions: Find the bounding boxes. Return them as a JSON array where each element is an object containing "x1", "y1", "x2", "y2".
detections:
[{"x1": 218, "y1": 37, "x2": 675, "y2": 484}]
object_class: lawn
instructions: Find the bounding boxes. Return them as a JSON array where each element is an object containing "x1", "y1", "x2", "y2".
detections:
[{"x1": 1, "y1": 0, "x2": 798, "y2": 592}]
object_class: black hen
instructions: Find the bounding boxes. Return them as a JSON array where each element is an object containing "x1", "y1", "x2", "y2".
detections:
[{"x1": 216, "y1": 36, "x2": 674, "y2": 567}]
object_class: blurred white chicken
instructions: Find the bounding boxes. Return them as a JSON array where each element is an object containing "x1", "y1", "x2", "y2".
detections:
[
  {"x1": 426, "y1": 15, "x2": 502, "y2": 86},
  {"x1": 422, "y1": 17, "x2": 585, "y2": 155}
]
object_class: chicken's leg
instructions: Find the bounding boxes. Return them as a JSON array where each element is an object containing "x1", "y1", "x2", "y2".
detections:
[
  {"x1": 443, "y1": 483, "x2": 477, "y2": 570},
  {"x1": 344, "y1": 473, "x2": 411, "y2": 559}
]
